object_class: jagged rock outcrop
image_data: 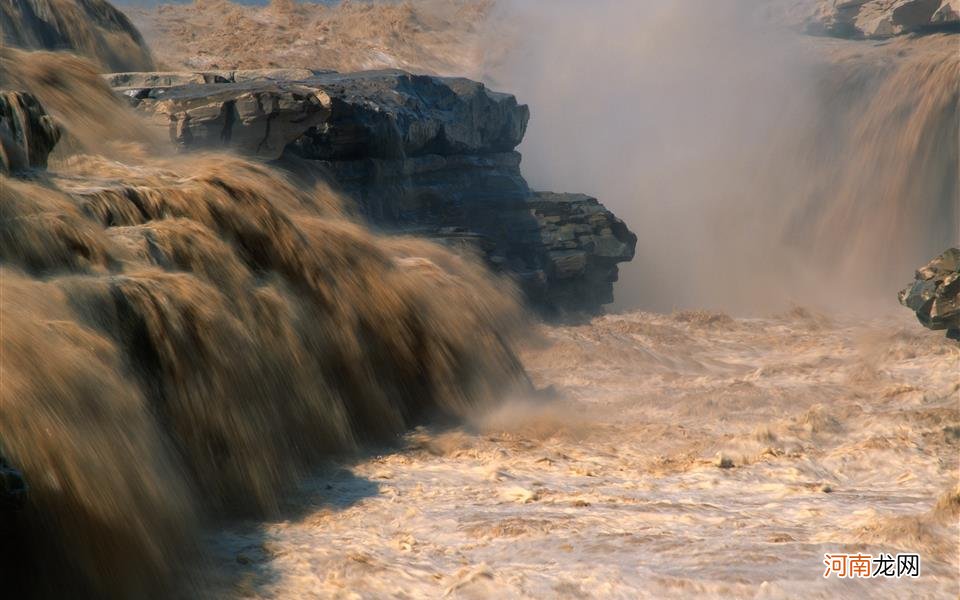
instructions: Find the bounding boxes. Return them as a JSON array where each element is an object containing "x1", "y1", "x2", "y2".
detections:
[
  {"x1": 899, "y1": 248, "x2": 960, "y2": 340},
  {"x1": 108, "y1": 69, "x2": 634, "y2": 314},
  {"x1": 808, "y1": 0, "x2": 960, "y2": 38},
  {"x1": 0, "y1": 90, "x2": 61, "y2": 174},
  {"x1": 517, "y1": 193, "x2": 637, "y2": 310},
  {"x1": 0, "y1": 0, "x2": 154, "y2": 71}
]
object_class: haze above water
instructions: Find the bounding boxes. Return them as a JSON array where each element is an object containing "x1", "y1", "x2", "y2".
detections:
[
  {"x1": 120, "y1": 2, "x2": 959, "y2": 597},
  {"x1": 128, "y1": 0, "x2": 960, "y2": 314}
]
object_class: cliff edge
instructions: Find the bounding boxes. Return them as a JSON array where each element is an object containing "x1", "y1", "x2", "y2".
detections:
[{"x1": 106, "y1": 68, "x2": 637, "y2": 315}]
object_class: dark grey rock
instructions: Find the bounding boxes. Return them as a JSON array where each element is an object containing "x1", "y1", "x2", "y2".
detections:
[
  {"x1": 111, "y1": 69, "x2": 528, "y2": 161},
  {"x1": 0, "y1": 90, "x2": 61, "y2": 174},
  {"x1": 105, "y1": 68, "x2": 635, "y2": 315},
  {"x1": 899, "y1": 247, "x2": 960, "y2": 339},
  {"x1": 313, "y1": 151, "x2": 529, "y2": 222}
]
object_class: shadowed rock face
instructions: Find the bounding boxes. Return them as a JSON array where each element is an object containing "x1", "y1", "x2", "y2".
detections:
[
  {"x1": 107, "y1": 69, "x2": 635, "y2": 315},
  {"x1": 809, "y1": 0, "x2": 960, "y2": 38},
  {"x1": 900, "y1": 248, "x2": 960, "y2": 339},
  {"x1": 0, "y1": 0, "x2": 154, "y2": 71},
  {"x1": 0, "y1": 90, "x2": 60, "y2": 174}
]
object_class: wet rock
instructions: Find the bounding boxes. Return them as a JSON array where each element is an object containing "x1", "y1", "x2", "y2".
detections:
[
  {"x1": 808, "y1": 0, "x2": 960, "y2": 38},
  {"x1": 0, "y1": 0, "x2": 154, "y2": 71},
  {"x1": 714, "y1": 453, "x2": 735, "y2": 469},
  {"x1": 521, "y1": 193, "x2": 636, "y2": 313},
  {"x1": 105, "y1": 69, "x2": 635, "y2": 315},
  {"x1": 287, "y1": 72, "x2": 529, "y2": 160},
  {"x1": 0, "y1": 90, "x2": 60, "y2": 174},
  {"x1": 899, "y1": 248, "x2": 960, "y2": 339},
  {"x1": 317, "y1": 151, "x2": 530, "y2": 222}
]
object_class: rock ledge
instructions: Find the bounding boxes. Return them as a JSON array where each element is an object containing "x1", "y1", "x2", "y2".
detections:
[{"x1": 106, "y1": 69, "x2": 635, "y2": 315}]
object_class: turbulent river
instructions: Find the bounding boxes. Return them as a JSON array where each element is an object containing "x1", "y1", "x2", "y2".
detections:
[
  {"x1": 208, "y1": 309, "x2": 959, "y2": 598},
  {"x1": 3, "y1": 2, "x2": 959, "y2": 598}
]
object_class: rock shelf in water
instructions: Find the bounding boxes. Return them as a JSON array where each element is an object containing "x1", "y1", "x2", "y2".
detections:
[{"x1": 106, "y1": 68, "x2": 637, "y2": 316}]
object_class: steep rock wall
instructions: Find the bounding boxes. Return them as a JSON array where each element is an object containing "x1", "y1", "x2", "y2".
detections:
[{"x1": 108, "y1": 69, "x2": 637, "y2": 315}]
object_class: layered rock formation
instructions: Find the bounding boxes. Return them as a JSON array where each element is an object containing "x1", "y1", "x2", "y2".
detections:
[
  {"x1": 808, "y1": 0, "x2": 960, "y2": 38},
  {"x1": 0, "y1": 0, "x2": 154, "y2": 71},
  {"x1": 113, "y1": 73, "x2": 333, "y2": 159},
  {"x1": 0, "y1": 90, "x2": 61, "y2": 174},
  {"x1": 107, "y1": 69, "x2": 636, "y2": 315},
  {"x1": 900, "y1": 248, "x2": 960, "y2": 340}
]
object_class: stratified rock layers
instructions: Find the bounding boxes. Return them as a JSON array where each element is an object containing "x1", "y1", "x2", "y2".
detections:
[
  {"x1": 109, "y1": 69, "x2": 636, "y2": 315},
  {"x1": 900, "y1": 247, "x2": 960, "y2": 339}
]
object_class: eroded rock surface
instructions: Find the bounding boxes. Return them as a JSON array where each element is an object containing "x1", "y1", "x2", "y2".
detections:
[
  {"x1": 107, "y1": 69, "x2": 633, "y2": 315},
  {"x1": 111, "y1": 70, "x2": 528, "y2": 161},
  {"x1": 118, "y1": 78, "x2": 333, "y2": 159},
  {"x1": 0, "y1": 90, "x2": 60, "y2": 174},
  {"x1": 808, "y1": 0, "x2": 960, "y2": 38},
  {"x1": 900, "y1": 247, "x2": 960, "y2": 339}
]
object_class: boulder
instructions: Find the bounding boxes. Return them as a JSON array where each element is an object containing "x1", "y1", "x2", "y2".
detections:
[
  {"x1": 0, "y1": 90, "x2": 61, "y2": 174},
  {"x1": 808, "y1": 0, "x2": 960, "y2": 38},
  {"x1": 314, "y1": 151, "x2": 530, "y2": 222},
  {"x1": 899, "y1": 248, "x2": 960, "y2": 339},
  {"x1": 0, "y1": 0, "x2": 154, "y2": 71}
]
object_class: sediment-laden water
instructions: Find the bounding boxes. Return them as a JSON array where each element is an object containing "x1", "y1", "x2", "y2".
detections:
[
  {"x1": 209, "y1": 310, "x2": 959, "y2": 598},
  {"x1": 2, "y1": 1, "x2": 958, "y2": 598},
  {"x1": 0, "y1": 48, "x2": 527, "y2": 598}
]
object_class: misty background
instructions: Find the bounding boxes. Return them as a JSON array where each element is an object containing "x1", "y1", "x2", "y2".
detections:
[
  {"x1": 478, "y1": 1, "x2": 823, "y2": 313},
  {"x1": 118, "y1": 0, "x2": 959, "y2": 315}
]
